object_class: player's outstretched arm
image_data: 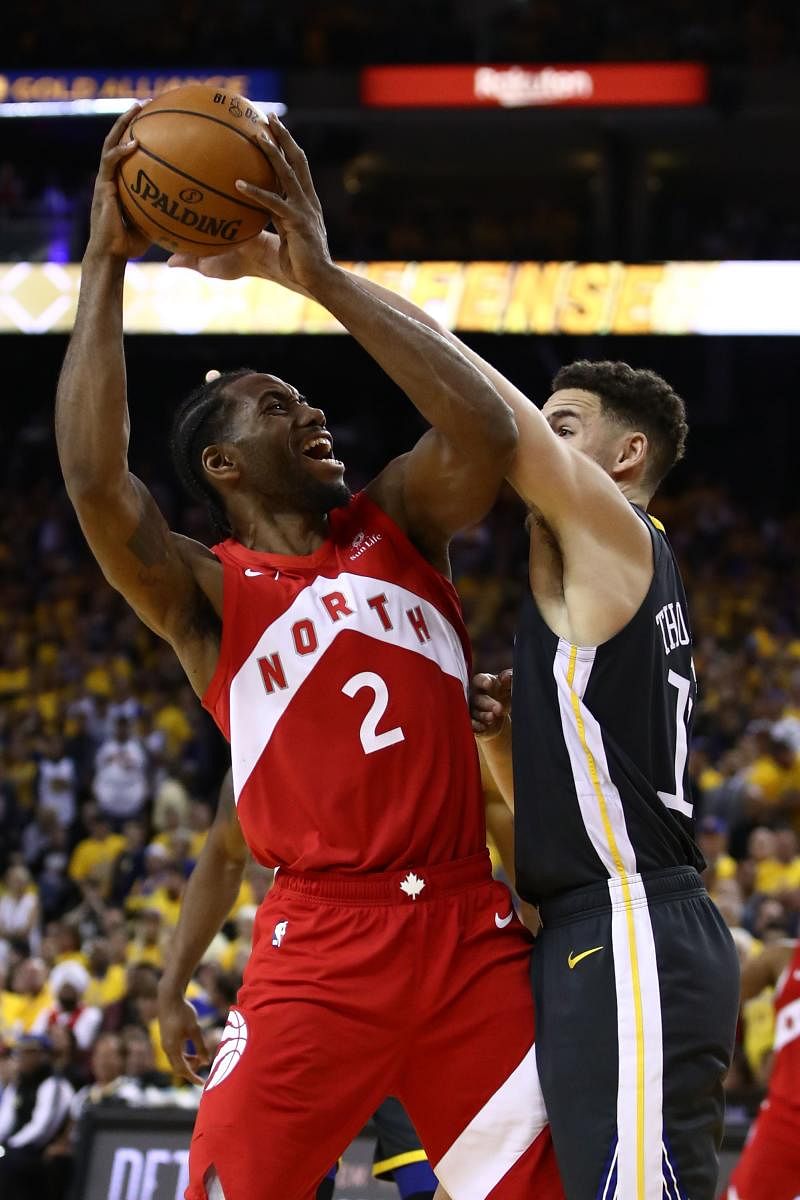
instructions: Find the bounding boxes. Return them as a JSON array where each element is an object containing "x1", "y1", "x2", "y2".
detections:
[
  {"x1": 169, "y1": 217, "x2": 644, "y2": 563},
  {"x1": 55, "y1": 108, "x2": 219, "y2": 692},
  {"x1": 158, "y1": 770, "x2": 249, "y2": 1084}
]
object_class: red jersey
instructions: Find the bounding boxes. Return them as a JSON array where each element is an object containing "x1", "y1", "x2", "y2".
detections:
[
  {"x1": 768, "y1": 940, "x2": 800, "y2": 1116},
  {"x1": 203, "y1": 492, "x2": 485, "y2": 873}
]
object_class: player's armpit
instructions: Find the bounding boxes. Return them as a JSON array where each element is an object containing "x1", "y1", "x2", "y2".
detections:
[
  {"x1": 367, "y1": 425, "x2": 513, "y2": 572},
  {"x1": 69, "y1": 472, "x2": 220, "y2": 682}
]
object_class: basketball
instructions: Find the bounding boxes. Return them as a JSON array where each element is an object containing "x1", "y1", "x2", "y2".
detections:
[{"x1": 117, "y1": 84, "x2": 277, "y2": 256}]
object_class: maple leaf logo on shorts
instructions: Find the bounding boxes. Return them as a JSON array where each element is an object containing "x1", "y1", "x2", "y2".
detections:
[{"x1": 400, "y1": 872, "x2": 426, "y2": 900}]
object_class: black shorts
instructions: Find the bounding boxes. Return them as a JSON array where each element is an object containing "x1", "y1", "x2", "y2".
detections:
[
  {"x1": 371, "y1": 1096, "x2": 429, "y2": 1180},
  {"x1": 533, "y1": 867, "x2": 739, "y2": 1200}
]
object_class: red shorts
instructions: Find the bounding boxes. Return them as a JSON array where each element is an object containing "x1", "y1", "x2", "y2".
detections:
[
  {"x1": 725, "y1": 1104, "x2": 800, "y2": 1200},
  {"x1": 187, "y1": 851, "x2": 563, "y2": 1200}
]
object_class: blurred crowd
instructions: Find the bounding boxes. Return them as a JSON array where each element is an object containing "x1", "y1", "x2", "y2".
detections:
[
  {"x1": 6, "y1": 0, "x2": 800, "y2": 68},
  {"x1": 0, "y1": 460, "x2": 799, "y2": 1190},
  {"x1": 4, "y1": 156, "x2": 800, "y2": 266}
]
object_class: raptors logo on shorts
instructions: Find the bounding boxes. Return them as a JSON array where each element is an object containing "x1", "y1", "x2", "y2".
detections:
[{"x1": 204, "y1": 1008, "x2": 249, "y2": 1093}]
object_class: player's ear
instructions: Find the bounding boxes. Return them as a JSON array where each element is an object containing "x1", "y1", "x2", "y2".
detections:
[
  {"x1": 202, "y1": 444, "x2": 240, "y2": 484},
  {"x1": 613, "y1": 431, "x2": 647, "y2": 478}
]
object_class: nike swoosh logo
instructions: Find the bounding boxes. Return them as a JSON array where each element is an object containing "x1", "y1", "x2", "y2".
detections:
[
  {"x1": 567, "y1": 946, "x2": 604, "y2": 969},
  {"x1": 244, "y1": 568, "x2": 264, "y2": 577},
  {"x1": 495, "y1": 911, "x2": 514, "y2": 929}
]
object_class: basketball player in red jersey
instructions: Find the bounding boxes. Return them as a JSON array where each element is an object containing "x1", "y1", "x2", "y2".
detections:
[
  {"x1": 724, "y1": 938, "x2": 800, "y2": 1200},
  {"x1": 55, "y1": 109, "x2": 563, "y2": 1200},
  {"x1": 172, "y1": 115, "x2": 738, "y2": 1200}
]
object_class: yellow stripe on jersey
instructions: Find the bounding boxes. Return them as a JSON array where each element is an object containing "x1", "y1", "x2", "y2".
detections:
[
  {"x1": 566, "y1": 644, "x2": 647, "y2": 1200},
  {"x1": 372, "y1": 1149, "x2": 428, "y2": 1177}
]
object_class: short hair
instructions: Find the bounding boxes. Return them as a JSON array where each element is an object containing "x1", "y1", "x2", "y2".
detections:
[
  {"x1": 552, "y1": 360, "x2": 688, "y2": 488},
  {"x1": 170, "y1": 368, "x2": 254, "y2": 539}
]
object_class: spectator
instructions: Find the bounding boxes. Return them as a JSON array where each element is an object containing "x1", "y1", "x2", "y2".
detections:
[
  {"x1": 220, "y1": 906, "x2": 256, "y2": 973},
  {"x1": 93, "y1": 716, "x2": 149, "y2": 824},
  {"x1": 64, "y1": 870, "x2": 111, "y2": 942},
  {"x1": 69, "y1": 1031, "x2": 126, "y2": 1121},
  {"x1": 36, "y1": 734, "x2": 77, "y2": 830},
  {"x1": 108, "y1": 819, "x2": 148, "y2": 905},
  {"x1": 121, "y1": 1023, "x2": 171, "y2": 1088},
  {"x1": 696, "y1": 814, "x2": 737, "y2": 899},
  {"x1": 83, "y1": 938, "x2": 127, "y2": 1009},
  {"x1": 31, "y1": 961, "x2": 102, "y2": 1052},
  {"x1": 68, "y1": 811, "x2": 126, "y2": 885},
  {"x1": 0, "y1": 1034, "x2": 74, "y2": 1200},
  {"x1": 126, "y1": 908, "x2": 167, "y2": 968},
  {"x1": 0, "y1": 865, "x2": 41, "y2": 955},
  {"x1": 744, "y1": 730, "x2": 800, "y2": 831},
  {"x1": 0, "y1": 958, "x2": 51, "y2": 1043},
  {"x1": 48, "y1": 1022, "x2": 88, "y2": 1090}
]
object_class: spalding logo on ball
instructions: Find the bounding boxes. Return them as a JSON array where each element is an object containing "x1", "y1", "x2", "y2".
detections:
[
  {"x1": 117, "y1": 84, "x2": 277, "y2": 256},
  {"x1": 203, "y1": 1007, "x2": 249, "y2": 1092}
]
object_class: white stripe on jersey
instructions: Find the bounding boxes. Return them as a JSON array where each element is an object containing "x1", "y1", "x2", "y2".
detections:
[
  {"x1": 433, "y1": 1042, "x2": 548, "y2": 1200},
  {"x1": 551, "y1": 642, "x2": 637, "y2": 877},
  {"x1": 553, "y1": 639, "x2": 665, "y2": 1200},
  {"x1": 229, "y1": 572, "x2": 469, "y2": 803}
]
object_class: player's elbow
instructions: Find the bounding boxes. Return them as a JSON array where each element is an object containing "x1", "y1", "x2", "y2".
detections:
[{"x1": 485, "y1": 396, "x2": 518, "y2": 464}]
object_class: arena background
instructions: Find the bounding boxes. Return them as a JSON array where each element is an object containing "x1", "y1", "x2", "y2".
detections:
[{"x1": 1, "y1": 3, "x2": 799, "y2": 1197}]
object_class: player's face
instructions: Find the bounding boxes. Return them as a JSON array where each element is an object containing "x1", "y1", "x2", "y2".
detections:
[
  {"x1": 542, "y1": 388, "x2": 628, "y2": 477},
  {"x1": 223, "y1": 372, "x2": 350, "y2": 514}
]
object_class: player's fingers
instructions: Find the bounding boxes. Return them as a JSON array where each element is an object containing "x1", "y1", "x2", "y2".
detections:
[
  {"x1": 100, "y1": 138, "x2": 138, "y2": 175},
  {"x1": 267, "y1": 114, "x2": 320, "y2": 201},
  {"x1": 472, "y1": 694, "x2": 502, "y2": 716},
  {"x1": 181, "y1": 1054, "x2": 208, "y2": 1087},
  {"x1": 472, "y1": 672, "x2": 498, "y2": 693},
  {"x1": 496, "y1": 668, "x2": 513, "y2": 704},
  {"x1": 167, "y1": 253, "x2": 199, "y2": 270},
  {"x1": 235, "y1": 180, "x2": 291, "y2": 221},
  {"x1": 256, "y1": 129, "x2": 300, "y2": 196},
  {"x1": 100, "y1": 103, "x2": 142, "y2": 156}
]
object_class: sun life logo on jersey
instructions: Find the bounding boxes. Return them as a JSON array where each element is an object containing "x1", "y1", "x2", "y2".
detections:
[
  {"x1": 203, "y1": 1008, "x2": 248, "y2": 1092},
  {"x1": 400, "y1": 871, "x2": 425, "y2": 900},
  {"x1": 349, "y1": 530, "x2": 383, "y2": 561},
  {"x1": 272, "y1": 920, "x2": 288, "y2": 947}
]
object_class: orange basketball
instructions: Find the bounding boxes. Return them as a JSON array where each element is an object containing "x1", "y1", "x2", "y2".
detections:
[{"x1": 117, "y1": 84, "x2": 277, "y2": 256}]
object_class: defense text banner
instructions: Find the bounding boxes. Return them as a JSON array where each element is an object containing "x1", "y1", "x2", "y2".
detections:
[{"x1": 1, "y1": 260, "x2": 799, "y2": 336}]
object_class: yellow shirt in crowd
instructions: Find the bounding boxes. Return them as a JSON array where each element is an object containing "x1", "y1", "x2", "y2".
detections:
[
  {"x1": 69, "y1": 834, "x2": 127, "y2": 882},
  {"x1": 84, "y1": 964, "x2": 128, "y2": 1009},
  {"x1": 0, "y1": 987, "x2": 52, "y2": 1042},
  {"x1": 754, "y1": 857, "x2": 800, "y2": 894}
]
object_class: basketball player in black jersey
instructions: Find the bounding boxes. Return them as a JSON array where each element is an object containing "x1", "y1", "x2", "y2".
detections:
[{"x1": 167, "y1": 124, "x2": 740, "y2": 1200}]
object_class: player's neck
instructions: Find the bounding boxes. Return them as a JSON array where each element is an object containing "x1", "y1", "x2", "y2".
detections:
[
  {"x1": 230, "y1": 507, "x2": 330, "y2": 556},
  {"x1": 617, "y1": 479, "x2": 651, "y2": 509}
]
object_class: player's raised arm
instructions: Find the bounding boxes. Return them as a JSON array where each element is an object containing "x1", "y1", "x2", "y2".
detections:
[
  {"x1": 228, "y1": 115, "x2": 518, "y2": 566},
  {"x1": 158, "y1": 770, "x2": 249, "y2": 1084},
  {"x1": 55, "y1": 108, "x2": 219, "y2": 694}
]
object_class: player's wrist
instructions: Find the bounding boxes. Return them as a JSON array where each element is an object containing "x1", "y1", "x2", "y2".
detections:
[{"x1": 82, "y1": 243, "x2": 128, "y2": 273}]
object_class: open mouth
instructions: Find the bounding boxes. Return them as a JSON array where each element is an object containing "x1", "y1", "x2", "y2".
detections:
[{"x1": 300, "y1": 434, "x2": 343, "y2": 468}]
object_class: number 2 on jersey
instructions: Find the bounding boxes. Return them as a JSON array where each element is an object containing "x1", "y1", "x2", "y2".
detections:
[
  {"x1": 342, "y1": 671, "x2": 405, "y2": 756},
  {"x1": 657, "y1": 668, "x2": 694, "y2": 818}
]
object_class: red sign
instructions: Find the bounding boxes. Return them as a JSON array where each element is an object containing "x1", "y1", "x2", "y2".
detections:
[{"x1": 361, "y1": 63, "x2": 708, "y2": 109}]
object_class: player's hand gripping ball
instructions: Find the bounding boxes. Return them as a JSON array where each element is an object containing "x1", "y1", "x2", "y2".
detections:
[{"x1": 116, "y1": 84, "x2": 277, "y2": 256}]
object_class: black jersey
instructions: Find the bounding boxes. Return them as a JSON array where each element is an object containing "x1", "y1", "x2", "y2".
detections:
[{"x1": 513, "y1": 508, "x2": 705, "y2": 904}]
